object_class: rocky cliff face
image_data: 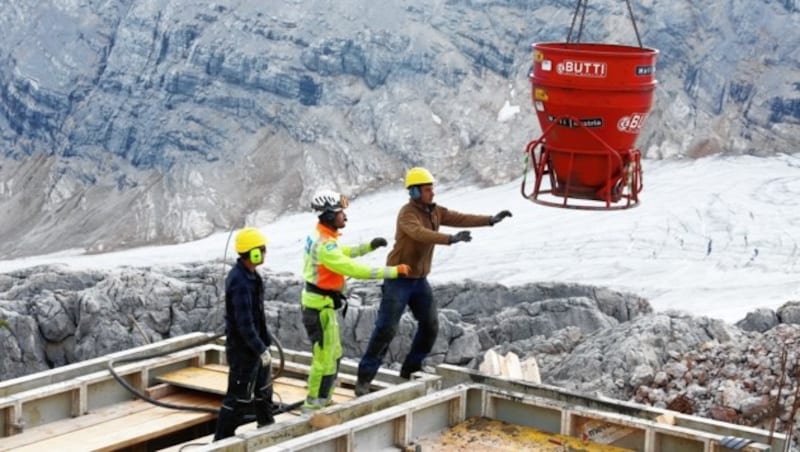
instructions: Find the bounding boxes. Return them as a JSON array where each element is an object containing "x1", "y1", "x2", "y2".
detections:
[{"x1": 0, "y1": 0, "x2": 797, "y2": 257}]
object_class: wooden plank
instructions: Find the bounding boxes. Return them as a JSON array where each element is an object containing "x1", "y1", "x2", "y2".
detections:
[
  {"x1": 144, "y1": 383, "x2": 179, "y2": 399},
  {"x1": 157, "y1": 367, "x2": 228, "y2": 395},
  {"x1": 280, "y1": 360, "x2": 393, "y2": 390},
  {"x1": 0, "y1": 333, "x2": 216, "y2": 398},
  {"x1": 16, "y1": 410, "x2": 208, "y2": 452},
  {"x1": 2, "y1": 369, "x2": 349, "y2": 452},
  {"x1": 0, "y1": 399, "x2": 156, "y2": 450},
  {"x1": 159, "y1": 411, "x2": 301, "y2": 452},
  {"x1": 92, "y1": 409, "x2": 215, "y2": 452},
  {"x1": 2, "y1": 402, "x2": 20, "y2": 437},
  {"x1": 157, "y1": 367, "x2": 354, "y2": 404},
  {"x1": 272, "y1": 378, "x2": 353, "y2": 404},
  {"x1": 4, "y1": 392, "x2": 220, "y2": 452},
  {"x1": 245, "y1": 382, "x2": 428, "y2": 451},
  {"x1": 202, "y1": 363, "x2": 229, "y2": 373}
]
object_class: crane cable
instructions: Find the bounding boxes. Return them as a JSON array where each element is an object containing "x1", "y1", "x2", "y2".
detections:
[{"x1": 566, "y1": 0, "x2": 643, "y2": 48}]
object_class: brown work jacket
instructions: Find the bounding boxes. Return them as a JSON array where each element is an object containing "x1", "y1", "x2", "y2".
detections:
[{"x1": 385, "y1": 201, "x2": 492, "y2": 278}]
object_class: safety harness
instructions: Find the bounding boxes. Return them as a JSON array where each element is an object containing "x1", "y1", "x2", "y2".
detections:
[{"x1": 305, "y1": 282, "x2": 349, "y2": 317}]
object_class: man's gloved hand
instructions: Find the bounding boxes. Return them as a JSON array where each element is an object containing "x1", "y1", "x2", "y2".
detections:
[
  {"x1": 260, "y1": 349, "x2": 272, "y2": 367},
  {"x1": 396, "y1": 264, "x2": 411, "y2": 276},
  {"x1": 448, "y1": 231, "x2": 472, "y2": 244},
  {"x1": 370, "y1": 237, "x2": 388, "y2": 249},
  {"x1": 490, "y1": 210, "x2": 512, "y2": 225}
]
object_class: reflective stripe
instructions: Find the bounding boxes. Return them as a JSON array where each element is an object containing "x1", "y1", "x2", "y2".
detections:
[{"x1": 309, "y1": 235, "x2": 321, "y2": 283}]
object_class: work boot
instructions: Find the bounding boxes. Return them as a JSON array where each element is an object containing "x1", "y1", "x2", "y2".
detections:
[
  {"x1": 354, "y1": 381, "x2": 370, "y2": 397},
  {"x1": 255, "y1": 399, "x2": 275, "y2": 428},
  {"x1": 257, "y1": 419, "x2": 274, "y2": 428},
  {"x1": 256, "y1": 412, "x2": 275, "y2": 428},
  {"x1": 400, "y1": 363, "x2": 421, "y2": 380},
  {"x1": 213, "y1": 405, "x2": 240, "y2": 441},
  {"x1": 302, "y1": 397, "x2": 326, "y2": 414}
]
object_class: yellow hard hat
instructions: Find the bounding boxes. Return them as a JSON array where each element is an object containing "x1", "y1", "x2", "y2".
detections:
[
  {"x1": 404, "y1": 167, "x2": 435, "y2": 188},
  {"x1": 235, "y1": 227, "x2": 268, "y2": 254}
]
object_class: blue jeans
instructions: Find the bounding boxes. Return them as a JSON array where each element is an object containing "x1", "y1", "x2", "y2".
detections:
[{"x1": 357, "y1": 278, "x2": 438, "y2": 384}]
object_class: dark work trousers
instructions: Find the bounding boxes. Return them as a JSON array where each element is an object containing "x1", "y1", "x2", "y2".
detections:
[
  {"x1": 213, "y1": 348, "x2": 274, "y2": 441},
  {"x1": 357, "y1": 277, "x2": 438, "y2": 384}
]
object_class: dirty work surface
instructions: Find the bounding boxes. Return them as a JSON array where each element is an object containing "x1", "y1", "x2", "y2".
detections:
[{"x1": 412, "y1": 416, "x2": 634, "y2": 452}]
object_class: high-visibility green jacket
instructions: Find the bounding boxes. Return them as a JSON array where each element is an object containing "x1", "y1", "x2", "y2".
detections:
[{"x1": 302, "y1": 223, "x2": 399, "y2": 310}]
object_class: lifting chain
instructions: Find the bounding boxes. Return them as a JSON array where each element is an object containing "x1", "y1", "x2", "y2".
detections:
[{"x1": 566, "y1": 0, "x2": 643, "y2": 47}]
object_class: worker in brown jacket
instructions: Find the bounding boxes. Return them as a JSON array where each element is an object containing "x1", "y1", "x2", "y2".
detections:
[{"x1": 355, "y1": 167, "x2": 511, "y2": 395}]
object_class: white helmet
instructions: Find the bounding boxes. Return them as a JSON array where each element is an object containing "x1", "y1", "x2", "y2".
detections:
[{"x1": 311, "y1": 189, "x2": 348, "y2": 212}]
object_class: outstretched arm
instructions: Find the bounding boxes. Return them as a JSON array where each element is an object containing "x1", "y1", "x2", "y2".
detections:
[
  {"x1": 339, "y1": 242, "x2": 372, "y2": 258},
  {"x1": 438, "y1": 205, "x2": 494, "y2": 228},
  {"x1": 320, "y1": 241, "x2": 400, "y2": 280},
  {"x1": 340, "y1": 237, "x2": 388, "y2": 258}
]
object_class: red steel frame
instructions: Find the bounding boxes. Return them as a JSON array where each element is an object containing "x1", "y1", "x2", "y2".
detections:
[{"x1": 520, "y1": 116, "x2": 643, "y2": 210}]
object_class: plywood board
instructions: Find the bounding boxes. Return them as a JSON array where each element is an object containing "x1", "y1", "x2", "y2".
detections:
[
  {"x1": 157, "y1": 366, "x2": 354, "y2": 404},
  {"x1": 157, "y1": 366, "x2": 228, "y2": 394},
  {"x1": 0, "y1": 399, "x2": 154, "y2": 450},
  {"x1": 7, "y1": 392, "x2": 220, "y2": 452}
]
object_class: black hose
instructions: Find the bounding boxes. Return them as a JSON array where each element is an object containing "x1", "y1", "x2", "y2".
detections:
[
  {"x1": 107, "y1": 333, "x2": 224, "y2": 414},
  {"x1": 107, "y1": 331, "x2": 287, "y2": 414}
]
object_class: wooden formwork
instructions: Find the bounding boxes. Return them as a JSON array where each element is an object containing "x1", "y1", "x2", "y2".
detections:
[
  {"x1": 0, "y1": 334, "x2": 788, "y2": 452},
  {"x1": 0, "y1": 333, "x2": 222, "y2": 439},
  {"x1": 435, "y1": 364, "x2": 787, "y2": 451},
  {"x1": 229, "y1": 382, "x2": 778, "y2": 452}
]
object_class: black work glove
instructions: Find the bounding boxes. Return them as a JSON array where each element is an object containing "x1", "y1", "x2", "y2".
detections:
[
  {"x1": 370, "y1": 237, "x2": 388, "y2": 249},
  {"x1": 490, "y1": 210, "x2": 512, "y2": 225},
  {"x1": 448, "y1": 231, "x2": 472, "y2": 244}
]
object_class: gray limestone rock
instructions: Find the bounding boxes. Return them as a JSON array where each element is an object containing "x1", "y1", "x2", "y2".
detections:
[
  {"x1": 736, "y1": 308, "x2": 779, "y2": 332},
  {"x1": 777, "y1": 301, "x2": 800, "y2": 325}
]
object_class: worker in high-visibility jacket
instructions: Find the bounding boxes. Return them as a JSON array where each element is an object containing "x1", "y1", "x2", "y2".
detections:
[{"x1": 301, "y1": 189, "x2": 411, "y2": 411}]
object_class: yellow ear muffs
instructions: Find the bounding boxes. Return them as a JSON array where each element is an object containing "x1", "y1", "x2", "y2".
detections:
[{"x1": 249, "y1": 247, "x2": 263, "y2": 265}]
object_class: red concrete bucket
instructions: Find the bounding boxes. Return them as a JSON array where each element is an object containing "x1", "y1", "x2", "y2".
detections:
[{"x1": 528, "y1": 42, "x2": 658, "y2": 206}]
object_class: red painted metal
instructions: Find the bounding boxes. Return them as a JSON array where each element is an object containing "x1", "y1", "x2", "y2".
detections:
[{"x1": 522, "y1": 42, "x2": 658, "y2": 209}]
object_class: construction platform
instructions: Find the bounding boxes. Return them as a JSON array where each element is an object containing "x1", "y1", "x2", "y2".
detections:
[{"x1": 0, "y1": 332, "x2": 788, "y2": 451}]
